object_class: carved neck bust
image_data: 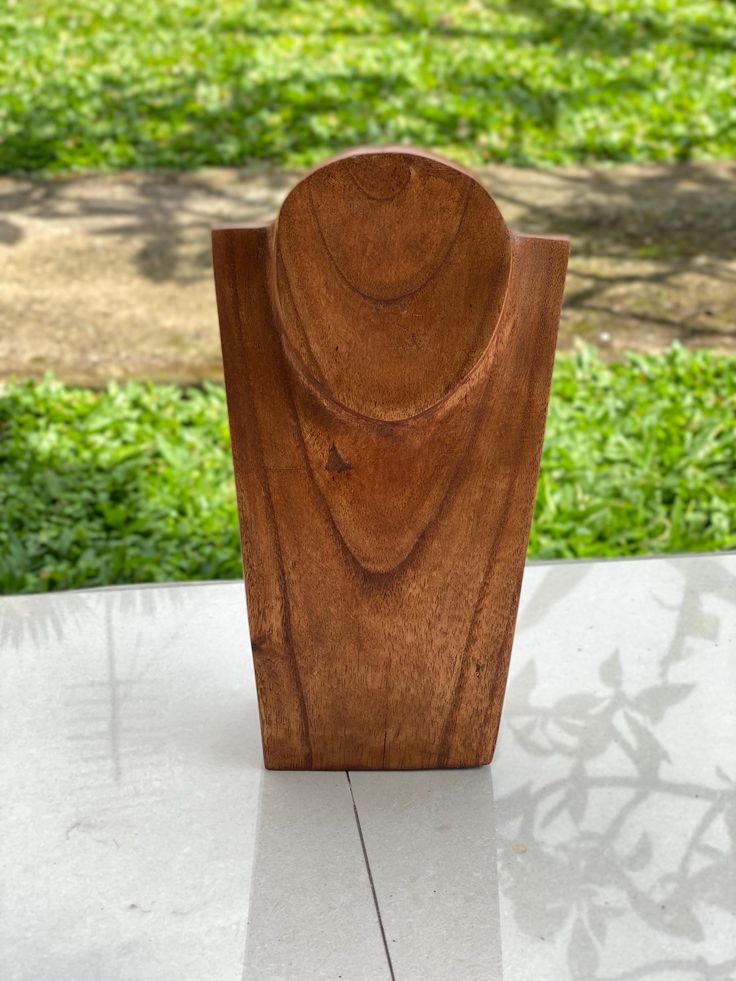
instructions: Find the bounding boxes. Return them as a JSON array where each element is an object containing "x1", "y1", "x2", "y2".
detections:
[
  {"x1": 212, "y1": 147, "x2": 569, "y2": 770},
  {"x1": 271, "y1": 149, "x2": 512, "y2": 421}
]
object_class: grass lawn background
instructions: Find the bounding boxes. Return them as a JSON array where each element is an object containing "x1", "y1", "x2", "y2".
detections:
[
  {"x1": 2, "y1": 349, "x2": 734, "y2": 595},
  {"x1": 2, "y1": 2, "x2": 734, "y2": 592},
  {"x1": 1, "y1": 0, "x2": 735, "y2": 173}
]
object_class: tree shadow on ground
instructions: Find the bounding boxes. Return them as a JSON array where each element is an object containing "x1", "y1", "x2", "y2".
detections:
[
  {"x1": 1, "y1": 156, "x2": 733, "y2": 354},
  {"x1": 497, "y1": 558, "x2": 736, "y2": 979}
]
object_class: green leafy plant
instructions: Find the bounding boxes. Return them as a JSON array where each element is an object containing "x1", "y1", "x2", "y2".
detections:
[
  {"x1": 1, "y1": 348, "x2": 733, "y2": 594},
  {"x1": 0, "y1": 380, "x2": 242, "y2": 593},
  {"x1": 1, "y1": 1, "x2": 735, "y2": 173},
  {"x1": 531, "y1": 347, "x2": 736, "y2": 558}
]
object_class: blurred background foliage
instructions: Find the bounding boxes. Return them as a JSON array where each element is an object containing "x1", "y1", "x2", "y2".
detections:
[
  {"x1": 1, "y1": 1, "x2": 734, "y2": 592},
  {"x1": 1, "y1": 0, "x2": 735, "y2": 173},
  {"x1": 1, "y1": 349, "x2": 734, "y2": 594}
]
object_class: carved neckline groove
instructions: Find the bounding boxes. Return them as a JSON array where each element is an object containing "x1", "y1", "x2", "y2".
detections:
[
  {"x1": 304, "y1": 180, "x2": 473, "y2": 304},
  {"x1": 269, "y1": 234, "x2": 518, "y2": 429}
]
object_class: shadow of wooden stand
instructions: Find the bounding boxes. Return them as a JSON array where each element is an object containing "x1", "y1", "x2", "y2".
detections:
[{"x1": 212, "y1": 147, "x2": 569, "y2": 770}]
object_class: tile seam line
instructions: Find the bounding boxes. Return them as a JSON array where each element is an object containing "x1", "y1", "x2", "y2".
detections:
[{"x1": 346, "y1": 770, "x2": 397, "y2": 981}]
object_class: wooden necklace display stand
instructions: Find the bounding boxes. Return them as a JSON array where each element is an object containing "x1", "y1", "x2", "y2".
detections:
[{"x1": 212, "y1": 147, "x2": 569, "y2": 770}]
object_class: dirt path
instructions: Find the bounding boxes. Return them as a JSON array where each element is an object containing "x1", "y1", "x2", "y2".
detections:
[{"x1": 1, "y1": 162, "x2": 734, "y2": 385}]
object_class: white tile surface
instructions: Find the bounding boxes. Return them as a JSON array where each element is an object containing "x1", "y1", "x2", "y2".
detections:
[
  {"x1": 243, "y1": 771, "x2": 390, "y2": 981},
  {"x1": 0, "y1": 584, "x2": 385, "y2": 981},
  {"x1": 349, "y1": 769, "x2": 502, "y2": 981},
  {"x1": 495, "y1": 555, "x2": 736, "y2": 981},
  {"x1": 1, "y1": 554, "x2": 735, "y2": 980}
]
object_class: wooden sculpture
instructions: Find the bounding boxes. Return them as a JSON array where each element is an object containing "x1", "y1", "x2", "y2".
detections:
[{"x1": 212, "y1": 147, "x2": 569, "y2": 770}]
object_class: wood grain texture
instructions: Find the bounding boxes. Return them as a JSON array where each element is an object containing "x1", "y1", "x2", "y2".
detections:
[{"x1": 212, "y1": 147, "x2": 569, "y2": 769}]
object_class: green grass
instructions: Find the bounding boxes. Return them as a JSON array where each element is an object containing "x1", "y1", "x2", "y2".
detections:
[
  {"x1": 1, "y1": 348, "x2": 733, "y2": 594},
  {"x1": 1, "y1": 1, "x2": 735, "y2": 173}
]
